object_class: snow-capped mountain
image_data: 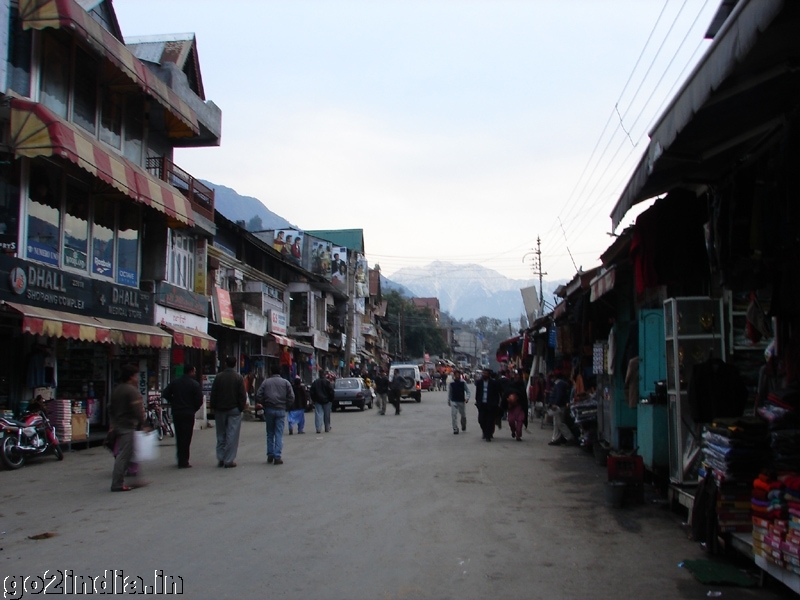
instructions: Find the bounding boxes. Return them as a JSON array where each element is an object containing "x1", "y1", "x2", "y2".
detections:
[{"x1": 389, "y1": 261, "x2": 564, "y2": 322}]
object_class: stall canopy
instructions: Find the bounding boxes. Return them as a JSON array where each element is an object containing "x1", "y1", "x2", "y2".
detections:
[
  {"x1": 496, "y1": 335, "x2": 521, "y2": 363},
  {"x1": 19, "y1": 0, "x2": 199, "y2": 137},
  {"x1": 10, "y1": 99, "x2": 193, "y2": 226},
  {"x1": 161, "y1": 324, "x2": 216, "y2": 351},
  {"x1": 2, "y1": 301, "x2": 173, "y2": 348},
  {"x1": 590, "y1": 267, "x2": 617, "y2": 302},
  {"x1": 611, "y1": 0, "x2": 790, "y2": 229},
  {"x1": 270, "y1": 334, "x2": 294, "y2": 348}
]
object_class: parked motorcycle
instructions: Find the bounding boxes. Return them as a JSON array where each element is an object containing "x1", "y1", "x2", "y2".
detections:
[{"x1": 1, "y1": 396, "x2": 64, "y2": 470}]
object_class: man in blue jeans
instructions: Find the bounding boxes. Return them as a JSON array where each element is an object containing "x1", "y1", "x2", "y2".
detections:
[{"x1": 255, "y1": 367, "x2": 295, "y2": 465}]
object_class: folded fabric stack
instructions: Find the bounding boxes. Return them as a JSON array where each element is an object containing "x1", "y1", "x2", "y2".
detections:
[
  {"x1": 752, "y1": 473, "x2": 800, "y2": 575},
  {"x1": 702, "y1": 418, "x2": 769, "y2": 483},
  {"x1": 46, "y1": 399, "x2": 72, "y2": 443}
]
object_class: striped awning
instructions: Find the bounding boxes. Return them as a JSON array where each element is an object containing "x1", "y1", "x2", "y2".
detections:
[
  {"x1": 11, "y1": 99, "x2": 193, "y2": 226},
  {"x1": 590, "y1": 267, "x2": 617, "y2": 302},
  {"x1": 19, "y1": 0, "x2": 199, "y2": 138},
  {"x1": 162, "y1": 324, "x2": 216, "y2": 351},
  {"x1": 2, "y1": 302, "x2": 172, "y2": 348},
  {"x1": 270, "y1": 333, "x2": 294, "y2": 348}
]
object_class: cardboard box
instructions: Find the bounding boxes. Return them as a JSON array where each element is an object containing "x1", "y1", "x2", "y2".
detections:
[{"x1": 70, "y1": 414, "x2": 88, "y2": 441}]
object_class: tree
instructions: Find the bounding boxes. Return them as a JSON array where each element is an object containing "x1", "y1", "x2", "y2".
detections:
[{"x1": 384, "y1": 291, "x2": 446, "y2": 360}]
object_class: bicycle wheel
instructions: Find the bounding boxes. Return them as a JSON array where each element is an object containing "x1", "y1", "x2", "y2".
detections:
[
  {"x1": 151, "y1": 411, "x2": 164, "y2": 441},
  {"x1": 163, "y1": 412, "x2": 174, "y2": 437}
]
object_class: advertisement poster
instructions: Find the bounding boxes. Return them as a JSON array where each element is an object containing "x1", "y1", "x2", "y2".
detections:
[
  {"x1": 355, "y1": 254, "x2": 369, "y2": 297},
  {"x1": 331, "y1": 247, "x2": 347, "y2": 289},
  {"x1": 273, "y1": 229, "x2": 303, "y2": 266},
  {"x1": 310, "y1": 240, "x2": 333, "y2": 280}
]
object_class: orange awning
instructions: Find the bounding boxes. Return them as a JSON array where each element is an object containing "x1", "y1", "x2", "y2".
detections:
[
  {"x1": 162, "y1": 324, "x2": 216, "y2": 351},
  {"x1": 11, "y1": 98, "x2": 193, "y2": 226},
  {"x1": 19, "y1": 0, "x2": 199, "y2": 138}
]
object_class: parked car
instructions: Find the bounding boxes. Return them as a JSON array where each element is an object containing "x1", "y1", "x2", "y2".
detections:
[
  {"x1": 333, "y1": 377, "x2": 374, "y2": 411},
  {"x1": 420, "y1": 372, "x2": 432, "y2": 391}
]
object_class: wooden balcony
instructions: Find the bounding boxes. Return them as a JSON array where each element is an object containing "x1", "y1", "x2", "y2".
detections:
[{"x1": 146, "y1": 156, "x2": 214, "y2": 222}]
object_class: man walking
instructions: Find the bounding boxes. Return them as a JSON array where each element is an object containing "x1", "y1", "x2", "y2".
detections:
[
  {"x1": 389, "y1": 368, "x2": 403, "y2": 415},
  {"x1": 210, "y1": 356, "x2": 246, "y2": 468},
  {"x1": 309, "y1": 371, "x2": 335, "y2": 433},
  {"x1": 161, "y1": 364, "x2": 203, "y2": 468},
  {"x1": 448, "y1": 370, "x2": 470, "y2": 434},
  {"x1": 474, "y1": 368, "x2": 500, "y2": 441},
  {"x1": 547, "y1": 370, "x2": 576, "y2": 446},
  {"x1": 109, "y1": 364, "x2": 146, "y2": 492},
  {"x1": 374, "y1": 368, "x2": 390, "y2": 415},
  {"x1": 255, "y1": 367, "x2": 295, "y2": 465}
]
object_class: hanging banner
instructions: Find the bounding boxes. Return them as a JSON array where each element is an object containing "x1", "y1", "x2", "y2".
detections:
[
  {"x1": 331, "y1": 247, "x2": 347, "y2": 290},
  {"x1": 214, "y1": 286, "x2": 236, "y2": 326}
]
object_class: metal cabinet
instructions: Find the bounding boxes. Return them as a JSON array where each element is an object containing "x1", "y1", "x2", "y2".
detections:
[
  {"x1": 664, "y1": 297, "x2": 724, "y2": 484},
  {"x1": 637, "y1": 309, "x2": 668, "y2": 471}
]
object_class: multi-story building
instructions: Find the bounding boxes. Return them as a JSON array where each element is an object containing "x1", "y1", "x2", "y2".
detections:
[{"x1": 0, "y1": 0, "x2": 220, "y2": 440}]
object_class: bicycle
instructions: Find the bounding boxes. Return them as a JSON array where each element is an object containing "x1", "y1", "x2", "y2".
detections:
[{"x1": 146, "y1": 397, "x2": 174, "y2": 441}]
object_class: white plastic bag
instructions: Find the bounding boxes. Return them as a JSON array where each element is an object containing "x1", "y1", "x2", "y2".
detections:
[{"x1": 133, "y1": 430, "x2": 159, "y2": 462}]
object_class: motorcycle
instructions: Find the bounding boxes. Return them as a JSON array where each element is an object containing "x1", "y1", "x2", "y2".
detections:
[{"x1": 1, "y1": 396, "x2": 64, "y2": 470}]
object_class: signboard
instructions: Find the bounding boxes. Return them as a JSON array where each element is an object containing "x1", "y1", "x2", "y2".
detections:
[
  {"x1": 313, "y1": 331, "x2": 329, "y2": 350},
  {"x1": 355, "y1": 255, "x2": 368, "y2": 297},
  {"x1": 272, "y1": 229, "x2": 303, "y2": 266},
  {"x1": 156, "y1": 281, "x2": 207, "y2": 316},
  {"x1": 243, "y1": 309, "x2": 268, "y2": 336},
  {"x1": 155, "y1": 304, "x2": 208, "y2": 332},
  {"x1": 331, "y1": 247, "x2": 347, "y2": 290},
  {"x1": 215, "y1": 287, "x2": 236, "y2": 326},
  {"x1": 310, "y1": 239, "x2": 333, "y2": 280},
  {"x1": 269, "y1": 309, "x2": 287, "y2": 335},
  {"x1": 194, "y1": 238, "x2": 207, "y2": 296},
  {"x1": 0, "y1": 255, "x2": 155, "y2": 324}
]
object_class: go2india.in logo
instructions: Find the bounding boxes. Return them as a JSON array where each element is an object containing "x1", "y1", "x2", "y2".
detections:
[{"x1": 3, "y1": 569, "x2": 184, "y2": 597}]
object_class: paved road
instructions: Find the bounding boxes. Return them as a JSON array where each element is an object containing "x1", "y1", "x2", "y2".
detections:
[{"x1": 1, "y1": 389, "x2": 796, "y2": 599}]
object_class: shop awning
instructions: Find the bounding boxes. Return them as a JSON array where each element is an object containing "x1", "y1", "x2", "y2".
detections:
[
  {"x1": 11, "y1": 99, "x2": 193, "y2": 226},
  {"x1": 552, "y1": 300, "x2": 566, "y2": 320},
  {"x1": 590, "y1": 267, "x2": 617, "y2": 302},
  {"x1": 293, "y1": 340, "x2": 315, "y2": 354},
  {"x1": 161, "y1": 324, "x2": 216, "y2": 351},
  {"x1": 19, "y1": 0, "x2": 199, "y2": 138},
  {"x1": 1, "y1": 301, "x2": 173, "y2": 348},
  {"x1": 270, "y1": 334, "x2": 294, "y2": 348},
  {"x1": 610, "y1": 0, "x2": 787, "y2": 228}
]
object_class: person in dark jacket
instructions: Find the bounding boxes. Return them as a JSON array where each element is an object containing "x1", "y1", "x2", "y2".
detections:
[
  {"x1": 210, "y1": 356, "x2": 247, "y2": 468},
  {"x1": 374, "y1": 368, "x2": 390, "y2": 415},
  {"x1": 255, "y1": 367, "x2": 295, "y2": 464},
  {"x1": 448, "y1": 370, "x2": 471, "y2": 434},
  {"x1": 474, "y1": 369, "x2": 501, "y2": 441},
  {"x1": 161, "y1": 364, "x2": 203, "y2": 468},
  {"x1": 310, "y1": 371, "x2": 335, "y2": 433},
  {"x1": 109, "y1": 363, "x2": 147, "y2": 492},
  {"x1": 547, "y1": 370, "x2": 576, "y2": 446},
  {"x1": 288, "y1": 377, "x2": 308, "y2": 435},
  {"x1": 388, "y1": 369, "x2": 405, "y2": 415}
]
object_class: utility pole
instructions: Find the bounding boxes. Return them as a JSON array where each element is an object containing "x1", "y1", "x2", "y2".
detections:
[
  {"x1": 343, "y1": 253, "x2": 356, "y2": 376},
  {"x1": 523, "y1": 236, "x2": 547, "y2": 317}
]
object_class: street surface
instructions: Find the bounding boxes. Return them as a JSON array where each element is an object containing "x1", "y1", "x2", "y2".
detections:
[{"x1": 1, "y1": 388, "x2": 797, "y2": 600}]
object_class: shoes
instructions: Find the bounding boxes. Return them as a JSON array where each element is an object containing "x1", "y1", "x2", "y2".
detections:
[
  {"x1": 218, "y1": 460, "x2": 224, "y2": 467},
  {"x1": 316, "y1": 430, "x2": 321, "y2": 434},
  {"x1": 288, "y1": 428, "x2": 293, "y2": 435},
  {"x1": 224, "y1": 462, "x2": 237, "y2": 468},
  {"x1": 178, "y1": 464, "x2": 192, "y2": 469},
  {"x1": 267, "y1": 455, "x2": 274, "y2": 464},
  {"x1": 461, "y1": 424, "x2": 466, "y2": 431},
  {"x1": 325, "y1": 427, "x2": 331, "y2": 432},
  {"x1": 298, "y1": 431, "x2": 305, "y2": 434},
  {"x1": 516, "y1": 437, "x2": 522, "y2": 442},
  {"x1": 548, "y1": 438, "x2": 564, "y2": 446},
  {"x1": 512, "y1": 431, "x2": 516, "y2": 438},
  {"x1": 111, "y1": 486, "x2": 132, "y2": 492},
  {"x1": 453, "y1": 429, "x2": 459, "y2": 435},
  {"x1": 273, "y1": 458, "x2": 283, "y2": 465}
]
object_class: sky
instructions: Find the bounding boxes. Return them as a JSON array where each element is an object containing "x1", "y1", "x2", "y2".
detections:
[{"x1": 113, "y1": 0, "x2": 719, "y2": 284}]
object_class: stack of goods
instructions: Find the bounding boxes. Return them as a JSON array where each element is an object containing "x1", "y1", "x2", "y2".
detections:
[
  {"x1": 701, "y1": 417, "x2": 769, "y2": 483},
  {"x1": 751, "y1": 473, "x2": 800, "y2": 576},
  {"x1": 715, "y1": 482, "x2": 754, "y2": 533},
  {"x1": 46, "y1": 399, "x2": 72, "y2": 443},
  {"x1": 570, "y1": 392, "x2": 598, "y2": 447}
]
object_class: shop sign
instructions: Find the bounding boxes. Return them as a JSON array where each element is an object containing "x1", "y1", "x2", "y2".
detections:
[
  {"x1": 243, "y1": 309, "x2": 267, "y2": 336},
  {"x1": 0, "y1": 234, "x2": 17, "y2": 255},
  {"x1": 269, "y1": 309, "x2": 287, "y2": 335},
  {"x1": 156, "y1": 281, "x2": 207, "y2": 316},
  {"x1": 0, "y1": 256, "x2": 154, "y2": 324},
  {"x1": 194, "y1": 239, "x2": 207, "y2": 296},
  {"x1": 214, "y1": 286, "x2": 236, "y2": 327},
  {"x1": 63, "y1": 247, "x2": 87, "y2": 271},
  {"x1": 155, "y1": 304, "x2": 208, "y2": 332}
]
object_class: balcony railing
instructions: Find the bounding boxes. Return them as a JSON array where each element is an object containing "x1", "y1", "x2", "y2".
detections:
[{"x1": 146, "y1": 156, "x2": 214, "y2": 222}]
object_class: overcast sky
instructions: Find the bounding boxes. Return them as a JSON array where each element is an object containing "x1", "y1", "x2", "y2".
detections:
[{"x1": 114, "y1": 0, "x2": 718, "y2": 283}]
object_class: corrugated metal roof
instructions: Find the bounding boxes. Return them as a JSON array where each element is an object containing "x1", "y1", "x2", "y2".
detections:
[{"x1": 305, "y1": 229, "x2": 365, "y2": 253}]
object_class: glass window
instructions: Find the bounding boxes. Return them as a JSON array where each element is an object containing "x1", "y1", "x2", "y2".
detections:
[
  {"x1": 0, "y1": 163, "x2": 21, "y2": 253},
  {"x1": 289, "y1": 292, "x2": 308, "y2": 328},
  {"x1": 100, "y1": 91, "x2": 123, "y2": 149},
  {"x1": 91, "y1": 200, "x2": 115, "y2": 278},
  {"x1": 123, "y1": 96, "x2": 144, "y2": 165},
  {"x1": 167, "y1": 230, "x2": 195, "y2": 290},
  {"x1": 8, "y1": 9, "x2": 32, "y2": 97},
  {"x1": 72, "y1": 47, "x2": 98, "y2": 135},
  {"x1": 26, "y1": 165, "x2": 61, "y2": 266},
  {"x1": 62, "y1": 179, "x2": 89, "y2": 271},
  {"x1": 40, "y1": 33, "x2": 70, "y2": 118},
  {"x1": 117, "y1": 207, "x2": 140, "y2": 286}
]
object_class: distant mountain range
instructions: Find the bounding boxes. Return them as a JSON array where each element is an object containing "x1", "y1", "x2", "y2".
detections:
[{"x1": 210, "y1": 181, "x2": 565, "y2": 322}]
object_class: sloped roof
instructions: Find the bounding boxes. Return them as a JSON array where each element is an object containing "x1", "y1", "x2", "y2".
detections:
[
  {"x1": 126, "y1": 33, "x2": 205, "y2": 100},
  {"x1": 305, "y1": 229, "x2": 365, "y2": 253}
]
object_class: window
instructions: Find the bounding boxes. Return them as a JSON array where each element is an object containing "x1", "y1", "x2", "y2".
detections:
[
  {"x1": 72, "y1": 47, "x2": 98, "y2": 135},
  {"x1": 91, "y1": 200, "x2": 115, "y2": 278},
  {"x1": 123, "y1": 96, "x2": 144, "y2": 165},
  {"x1": 62, "y1": 178, "x2": 89, "y2": 271},
  {"x1": 26, "y1": 164, "x2": 62, "y2": 266},
  {"x1": 0, "y1": 163, "x2": 21, "y2": 252},
  {"x1": 117, "y1": 208, "x2": 140, "y2": 287},
  {"x1": 40, "y1": 33, "x2": 70, "y2": 118},
  {"x1": 289, "y1": 292, "x2": 308, "y2": 328},
  {"x1": 100, "y1": 91, "x2": 123, "y2": 149},
  {"x1": 167, "y1": 230, "x2": 195, "y2": 290},
  {"x1": 8, "y1": 9, "x2": 32, "y2": 97}
]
